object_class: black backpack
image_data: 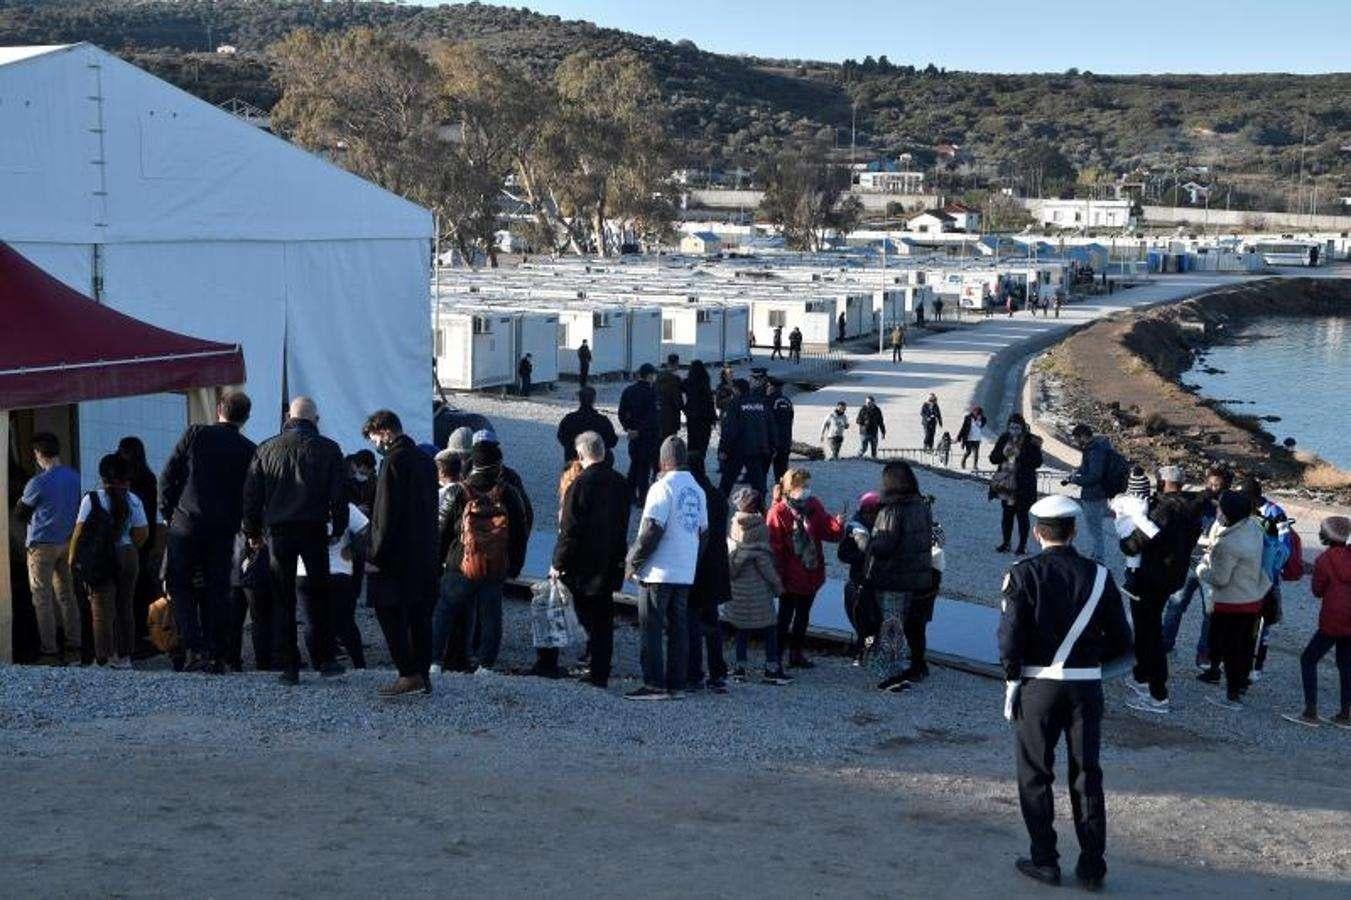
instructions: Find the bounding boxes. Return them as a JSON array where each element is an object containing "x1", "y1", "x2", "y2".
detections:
[
  {"x1": 72, "y1": 492, "x2": 120, "y2": 587},
  {"x1": 1103, "y1": 447, "x2": 1132, "y2": 497}
]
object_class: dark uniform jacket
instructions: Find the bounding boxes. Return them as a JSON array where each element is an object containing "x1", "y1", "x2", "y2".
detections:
[
  {"x1": 160, "y1": 422, "x2": 256, "y2": 536},
  {"x1": 722, "y1": 390, "x2": 772, "y2": 458},
  {"x1": 770, "y1": 395, "x2": 795, "y2": 453},
  {"x1": 556, "y1": 406, "x2": 618, "y2": 462},
  {"x1": 553, "y1": 461, "x2": 631, "y2": 596},
  {"x1": 242, "y1": 419, "x2": 347, "y2": 538},
  {"x1": 618, "y1": 380, "x2": 659, "y2": 446},
  {"x1": 655, "y1": 370, "x2": 685, "y2": 438},
  {"x1": 997, "y1": 545, "x2": 1133, "y2": 682},
  {"x1": 367, "y1": 435, "x2": 439, "y2": 598}
]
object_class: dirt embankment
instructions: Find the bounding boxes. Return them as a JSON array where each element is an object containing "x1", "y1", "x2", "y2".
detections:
[{"x1": 1042, "y1": 277, "x2": 1351, "y2": 498}]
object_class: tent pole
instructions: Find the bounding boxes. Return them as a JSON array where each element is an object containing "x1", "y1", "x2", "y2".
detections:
[{"x1": 1, "y1": 410, "x2": 12, "y2": 663}]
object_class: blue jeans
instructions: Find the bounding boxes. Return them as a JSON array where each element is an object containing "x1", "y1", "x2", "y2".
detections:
[
  {"x1": 859, "y1": 433, "x2": 879, "y2": 458},
  {"x1": 734, "y1": 625, "x2": 780, "y2": 669},
  {"x1": 1162, "y1": 572, "x2": 1211, "y2": 664},
  {"x1": 432, "y1": 571, "x2": 504, "y2": 668},
  {"x1": 1080, "y1": 498, "x2": 1109, "y2": 563},
  {"x1": 638, "y1": 582, "x2": 689, "y2": 690}
]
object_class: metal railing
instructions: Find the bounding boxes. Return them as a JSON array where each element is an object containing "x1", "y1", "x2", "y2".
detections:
[{"x1": 874, "y1": 445, "x2": 1066, "y2": 494}]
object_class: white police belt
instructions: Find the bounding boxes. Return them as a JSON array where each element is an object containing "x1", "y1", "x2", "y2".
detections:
[{"x1": 1021, "y1": 563, "x2": 1109, "y2": 682}]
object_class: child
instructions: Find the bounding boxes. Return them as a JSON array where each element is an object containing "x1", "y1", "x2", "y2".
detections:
[
  {"x1": 936, "y1": 431, "x2": 953, "y2": 467},
  {"x1": 1284, "y1": 516, "x2": 1351, "y2": 727},
  {"x1": 1111, "y1": 467, "x2": 1159, "y2": 587},
  {"x1": 725, "y1": 488, "x2": 792, "y2": 685},
  {"x1": 838, "y1": 491, "x2": 880, "y2": 664}
]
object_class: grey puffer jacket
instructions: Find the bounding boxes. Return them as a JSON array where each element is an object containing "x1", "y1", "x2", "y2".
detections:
[{"x1": 725, "y1": 512, "x2": 783, "y2": 630}]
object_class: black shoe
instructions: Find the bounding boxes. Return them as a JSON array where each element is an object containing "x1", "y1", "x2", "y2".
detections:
[
  {"x1": 1015, "y1": 858, "x2": 1061, "y2": 886},
  {"x1": 527, "y1": 664, "x2": 563, "y2": 679},
  {"x1": 1196, "y1": 668, "x2": 1222, "y2": 684},
  {"x1": 900, "y1": 664, "x2": 929, "y2": 683},
  {"x1": 624, "y1": 686, "x2": 671, "y2": 701},
  {"x1": 1015, "y1": 546, "x2": 1028, "y2": 556},
  {"x1": 1076, "y1": 871, "x2": 1105, "y2": 892},
  {"x1": 995, "y1": 544, "x2": 1011, "y2": 554},
  {"x1": 207, "y1": 658, "x2": 227, "y2": 675},
  {"x1": 319, "y1": 661, "x2": 346, "y2": 678},
  {"x1": 277, "y1": 669, "x2": 299, "y2": 686},
  {"x1": 421, "y1": 675, "x2": 433, "y2": 695},
  {"x1": 787, "y1": 656, "x2": 815, "y2": 669},
  {"x1": 877, "y1": 674, "x2": 912, "y2": 693},
  {"x1": 706, "y1": 678, "x2": 729, "y2": 694}
]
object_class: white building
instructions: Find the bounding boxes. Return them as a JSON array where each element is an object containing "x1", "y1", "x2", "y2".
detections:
[
  {"x1": 1036, "y1": 199, "x2": 1135, "y2": 230},
  {"x1": 942, "y1": 203, "x2": 981, "y2": 232},
  {"x1": 0, "y1": 44, "x2": 434, "y2": 474},
  {"x1": 906, "y1": 210, "x2": 956, "y2": 234},
  {"x1": 679, "y1": 231, "x2": 723, "y2": 255},
  {"x1": 857, "y1": 170, "x2": 925, "y2": 194}
]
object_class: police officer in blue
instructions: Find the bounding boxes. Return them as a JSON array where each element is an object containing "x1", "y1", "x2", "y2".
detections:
[
  {"x1": 717, "y1": 371, "x2": 771, "y2": 497},
  {"x1": 997, "y1": 494, "x2": 1133, "y2": 891}
]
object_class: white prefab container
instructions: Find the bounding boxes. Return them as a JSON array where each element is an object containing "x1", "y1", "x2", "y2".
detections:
[
  {"x1": 513, "y1": 310, "x2": 560, "y2": 385},
  {"x1": 872, "y1": 289, "x2": 905, "y2": 328},
  {"x1": 435, "y1": 310, "x2": 515, "y2": 390},
  {"x1": 837, "y1": 291, "x2": 873, "y2": 338},
  {"x1": 721, "y1": 304, "x2": 751, "y2": 361},
  {"x1": 556, "y1": 306, "x2": 628, "y2": 378},
  {"x1": 748, "y1": 297, "x2": 837, "y2": 347},
  {"x1": 625, "y1": 306, "x2": 664, "y2": 373},
  {"x1": 659, "y1": 303, "x2": 724, "y2": 363}
]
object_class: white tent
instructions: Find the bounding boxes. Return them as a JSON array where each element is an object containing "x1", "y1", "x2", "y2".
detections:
[{"x1": 0, "y1": 43, "x2": 434, "y2": 478}]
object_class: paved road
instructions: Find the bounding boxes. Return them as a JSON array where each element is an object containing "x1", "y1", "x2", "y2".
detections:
[{"x1": 790, "y1": 274, "x2": 1254, "y2": 455}]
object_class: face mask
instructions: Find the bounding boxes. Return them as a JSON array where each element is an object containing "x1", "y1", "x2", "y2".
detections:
[
  {"x1": 792, "y1": 487, "x2": 812, "y2": 501},
  {"x1": 353, "y1": 472, "x2": 369, "y2": 483}
]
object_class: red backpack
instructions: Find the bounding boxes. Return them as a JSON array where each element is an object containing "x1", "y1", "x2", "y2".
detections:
[
  {"x1": 1281, "y1": 529, "x2": 1304, "y2": 582},
  {"x1": 460, "y1": 484, "x2": 511, "y2": 581}
]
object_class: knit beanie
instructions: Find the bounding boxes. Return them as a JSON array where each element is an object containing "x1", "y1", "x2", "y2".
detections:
[
  {"x1": 659, "y1": 435, "x2": 687, "y2": 470},
  {"x1": 1126, "y1": 466, "x2": 1151, "y2": 499},
  {"x1": 471, "y1": 442, "x2": 502, "y2": 470},
  {"x1": 1320, "y1": 515, "x2": 1351, "y2": 545},
  {"x1": 446, "y1": 426, "x2": 475, "y2": 456},
  {"x1": 1217, "y1": 490, "x2": 1252, "y2": 527}
]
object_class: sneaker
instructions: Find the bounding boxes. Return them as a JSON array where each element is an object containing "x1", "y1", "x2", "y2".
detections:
[
  {"x1": 900, "y1": 665, "x2": 930, "y2": 683},
  {"x1": 1205, "y1": 695, "x2": 1243, "y2": 711},
  {"x1": 624, "y1": 686, "x2": 671, "y2": 701},
  {"x1": 666, "y1": 689, "x2": 685, "y2": 700},
  {"x1": 377, "y1": 676, "x2": 424, "y2": 697},
  {"x1": 428, "y1": 663, "x2": 443, "y2": 676},
  {"x1": 1196, "y1": 668, "x2": 1222, "y2": 684},
  {"x1": 1015, "y1": 858, "x2": 1061, "y2": 886},
  {"x1": 995, "y1": 544, "x2": 1011, "y2": 554},
  {"x1": 1330, "y1": 712, "x2": 1351, "y2": 730},
  {"x1": 1249, "y1": 669, "x2": 1262, "y2": 683},
  {"x1": 109, "y1": 656, "x2": 134, "y2": 671},
  {"x1": 319, "y1": 661, "x2": 346, "y2": 678},
  {"x1": 1125, "y1": 694, "x2": 1170, "y2": 715},
  {"x1": 877, "y1": 674, "x2": 912, "y2": 693},
  {"x1": 1126, "y1": 680, "x2": 1152, "y2": 699},
  {"x1": 730, "y1": 666, "x2": 748, "y2": 683},
  {"x1": 763, "y1": 669, "x2": 794, "y2": 686},
  {"x1": 706, "y1": 679, "x2": 729, "y2": 694},
  {"x1": 1280, "y1": 711, "x2": 1321, "y2": 728}
]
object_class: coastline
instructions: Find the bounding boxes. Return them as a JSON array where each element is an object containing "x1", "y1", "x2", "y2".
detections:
[{"x1": 1035, "y1": 276, "x2": 1351, "y2": 504}]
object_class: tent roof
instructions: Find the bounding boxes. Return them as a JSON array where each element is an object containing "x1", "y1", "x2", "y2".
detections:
[{"x1": 0, "y1": 242, "x2": 244, "y2": 409}]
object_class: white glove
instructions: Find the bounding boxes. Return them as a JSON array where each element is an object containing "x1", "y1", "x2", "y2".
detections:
[{"x1": 1003, "y1": 680, "x2": 1021, "y2": 722}]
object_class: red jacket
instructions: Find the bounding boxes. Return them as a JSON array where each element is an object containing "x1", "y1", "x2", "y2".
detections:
[
  {"x1": 766, "y1": 496, "x2": 844, "y2": 596},
  {"x1": 1312, "y1": 546, "x2": 1351, "y2": 637}
]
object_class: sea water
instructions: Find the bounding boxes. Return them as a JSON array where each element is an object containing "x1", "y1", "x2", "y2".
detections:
[{"x1": 1187, "y1": 316, "x2": 1350, "y2": 469}]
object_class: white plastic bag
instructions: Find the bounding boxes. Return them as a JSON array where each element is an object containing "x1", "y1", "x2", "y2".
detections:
[{"x1": 530, "y1": 577, "x2": 587, "y2": 649}]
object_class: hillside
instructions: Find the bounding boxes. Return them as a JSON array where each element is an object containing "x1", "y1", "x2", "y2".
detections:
[{"x1": 2, "y1": 0, "x2": 1347, "y2": 201}]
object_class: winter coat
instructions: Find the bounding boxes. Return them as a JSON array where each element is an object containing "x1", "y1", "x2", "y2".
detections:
[
  {"x1": 721, "y1": 391, "x2": 772, "y2": 458},
  {"x1": 556, "y1": 406, "x2": 618, "y2": 462},
  {"x1": 770, "y1": 395, "x2": 795, "y2": 452},
  {"x1": 656, "y1": 371, "x2": 685, "y2": 438},
  {"x1": 856, "y1": 403, "x2": 886, "y2": 438},
  {"x1": 920, "y1": 400, "x2": 943, "y2": 428},
  {"x1": 988, "y1": 432, "x2": 1043, "y2": 506},
  {"x1": 618, "y1": 380, "x2": 659, "y2": 446},
  {"x1": 438, "y1": 463, "x2": 530, "y2": 580},
  {"x1": 1068, "y1": 436, "x2": 1114, "y2": 502},
  {"x1": 242, "y1": 418, "x2": 347, "y2": 538},
  {"x1": 956, "y1": 413, "x2": 986, "y2": 444},
  {"x1": 1118, "y1": 491, "x2": 1205, "y2": 596},
  {"x1": 553, "y1": 461, "x2": 631, "y2": 596},
  {"x1": 1196, "y1": 516, "x2": 1271, "y2": 613},
  {"x1": 366, "y1": 435, "x2": 439, "y2": 596},
  {"x1": 766, "y1": 495, "x2": 844, "y2": 596},
  {"x1": 726, "y1": 512, "x2": 783, "y2": 629},
  {"x1": 1311, "y1": 545, "x2": 1351, "y2": 637},
  {"x1": 160, "y1": 422, "x2": 256, "y2": 536},
  {"x1": 683, "y1": 377, "x2": 718, "y2": 430},
  {"x1": 690, "y1": 478, "x2": 731, "y2": 611},
  {"x1": 864, "y1": 491, "x2": 934, "y2": 593}
]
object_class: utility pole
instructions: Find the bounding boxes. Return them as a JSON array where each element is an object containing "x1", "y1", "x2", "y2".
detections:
[
  {"x1": 850, "y1": 100, "x2": 858, "y2": 168},
  {"x1": 878, "y1": 239, "x2": 887, "y2": 355}
]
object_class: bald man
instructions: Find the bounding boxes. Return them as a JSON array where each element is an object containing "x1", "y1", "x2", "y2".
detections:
[{"x1": 243, "y1": 395, "x2": 349, "y2": 685}]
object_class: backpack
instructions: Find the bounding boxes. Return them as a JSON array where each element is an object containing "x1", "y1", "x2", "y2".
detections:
[
  {"x1": 72, "y1": 492, "x2": 119, "y2": 587},
  {"x1": 459, "y1": 484, "x2": 511, "y2": 581},
  {"x1": 1280, "y1": 527, "x2": 1304, "y2": 582},
  {"x1": 1102, "y1": 447, "x2": 1132, "y2": 497}
]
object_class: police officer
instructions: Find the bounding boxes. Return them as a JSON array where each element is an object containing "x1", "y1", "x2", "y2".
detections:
[
  {"x1": 718, "y1": 373, "x2": 771, "y2": 497},
  {"x1": 767, "y1": 377, "x2": 794, "y2": 484},
  {"x1": 997, "y1": 494, "x2": 1133, "y2": 891}
]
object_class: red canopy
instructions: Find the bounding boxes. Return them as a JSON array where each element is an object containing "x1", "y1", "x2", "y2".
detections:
[{"x1": 0, "y1": 242, "x2": 245, "y2": 409}]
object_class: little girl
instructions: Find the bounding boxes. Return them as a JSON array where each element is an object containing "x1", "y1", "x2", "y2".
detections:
[
  {"x1": 725, "y1": 488, "x2": 793, "y2": 685},
  {"x1": 1284, "y1": 516, "x2": 1351, "y2": 728}
]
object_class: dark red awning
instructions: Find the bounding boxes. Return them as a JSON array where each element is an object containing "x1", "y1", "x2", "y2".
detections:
[{"x1": 0, "y1": 242, "x2": 246, "y2": 409}]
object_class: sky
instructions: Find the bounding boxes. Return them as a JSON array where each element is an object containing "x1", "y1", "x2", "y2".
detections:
[{"x1": 429, "y1": 0, "x2": 1351, "y2": 74}]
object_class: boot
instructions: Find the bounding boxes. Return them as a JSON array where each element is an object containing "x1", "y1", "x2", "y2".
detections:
[{"x1": 378, "y1": 676, "x2": 424, "y2": 697}]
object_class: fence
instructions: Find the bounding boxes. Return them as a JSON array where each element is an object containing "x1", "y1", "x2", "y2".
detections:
[
  {"x1": 748, "y1": 344, "x2": 848, "y2": 380},
  {"x1": 875, "y1": 445, "x2": 1065, "y2": 495}
]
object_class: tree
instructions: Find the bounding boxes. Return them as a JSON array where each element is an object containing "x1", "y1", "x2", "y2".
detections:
[{"x1": 758, "y1": 149, "x2": 862, "y2": 251}]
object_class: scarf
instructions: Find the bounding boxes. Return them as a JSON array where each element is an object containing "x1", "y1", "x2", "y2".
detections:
[{"x1": 786, "y1": 496, "x2": 820, "y2": 570}]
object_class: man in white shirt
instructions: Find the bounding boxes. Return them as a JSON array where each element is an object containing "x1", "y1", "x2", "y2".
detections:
[{"x1": 624, "y1": 436, "x2": 707, "y2": 700}]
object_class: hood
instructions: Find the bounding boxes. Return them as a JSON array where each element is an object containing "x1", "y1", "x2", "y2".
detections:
[{"x1": 729, "y1": 511, "x2": 770, "y2": 546}]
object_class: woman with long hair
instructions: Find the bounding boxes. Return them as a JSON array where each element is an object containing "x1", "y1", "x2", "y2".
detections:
[
  {"x1": 988, "y1": 414, "x2": 1043, "y2": 555},
  {"x1": 682, "y1": 360, "x2": 717, "y2": 475},
  {"x1": 117, "y1": 435, "x2": 158, "y2": 645},
  {"x1": 766, "y1": 468, "x2": 844, "y2": 668},
  {"x1": 70, "y1": 453, "x2": 149, "y2": 668},
  {"x1": 956, "y1": 406, "x2": 987, "y2": 471}
]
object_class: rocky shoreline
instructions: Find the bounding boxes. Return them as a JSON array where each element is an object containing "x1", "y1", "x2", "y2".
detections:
[{"x1": 1037, "y1": 276, "x2": 1351, "y2": 502}]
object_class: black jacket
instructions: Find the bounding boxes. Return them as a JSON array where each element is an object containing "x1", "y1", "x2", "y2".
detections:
[
  {"x1": 721, "y1": 390, "x2": 772, "y2": 458},
  {"x1": 988, "y1": 432, "x2": 1043, "y2": 505},
  {"x1": 577, "y1": 344, "x2": 592, "y2": 368},
  {"x1": 438, "y1": 464, "x2": 530, "y2": 579},
  {"x1": 618, "y1": 380, "x2": 659, "y2": 445},
  {"x1": 690, "y1": 473, "x2": 731, "y2": 611},
  {"x1": 770, "y1": 394, "x2": 795, "y2": 452},
  {"x1": 554, "y1": 461, "x2": 632, "y2": 595},
  {"x1": 243, "y1": 419, "x2": 347, "y2": 538},
  {"x1": 997, "y1": 545, "x2": 1133, "y2": 682},
  {"x1": 556, "y1": 406, "x2": 618, "y2": 462},
  {"x1": 788, "y1": 329, "x2": 803, "y2": 349},
  {"x1": 160, "y1": 422, "x2": 256, "y2": 535},
  {"x1": 864, "y1": 492, "x2": 933, "y2": 592},
  {"x1": 920, "y1": 400, "x2": 943, "y2": 427},
  {"x1": 856, "y1": 403, "x2": 886, "y2": 437},
  {"x1": 956, "y1": 413, "x2": 986, "y2": 444},
  {"x1": 518, "y1": 357, "x2": 533, "y2": 379},
  {"x1": 683, "y1": 377, "x2": 717, "y2": 430},
  {"x1": 655, "y1": 370, "x2": 684, "y2": 438},
  {"x1": 1119, "y1": 491, "x2": 1205, "y2": 596},
  {"x1": 366, "y1": 435, "x2": 439, "y2": 599}
]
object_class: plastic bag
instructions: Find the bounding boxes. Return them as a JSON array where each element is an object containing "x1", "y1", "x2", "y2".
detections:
[{"x1": 530, "y1": 577, "x2": 587, "y2": 649}]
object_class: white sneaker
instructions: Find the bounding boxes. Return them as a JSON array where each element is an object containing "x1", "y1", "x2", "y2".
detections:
[
  {"x1": 1126, "y1": 680, "x2": 1151, "y2": 699},
  {"x1": 1205, "y1": 695, "x2": 1243, "y2": 711},
  {"x1": 1125, "y1": 694, "x2": 1170, "y2": 715},
  {"x1": 109, "y1": 657, "x2": 133, "y2": 670},
  {"x1": 428, "y1": 663, "x2": 443, "y2": 676},
  {"x1": 1249, "y1": 670, "x2": 1262, "y2": 683}
]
